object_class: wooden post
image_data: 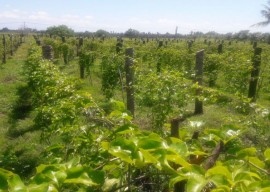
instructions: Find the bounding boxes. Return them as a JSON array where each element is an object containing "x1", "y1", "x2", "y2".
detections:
[
  {"x1": 36, "y1": 39, "x2": 41, "y2": 46},
  {"x1": 248, "y1": 47, "x2": 262, "y2": 102},
  {"x1": 194, "y1": 50, "x2": 204, "y2": 115},
  {"x1": 158, "y1": 40, "x2": 163, "y2": 48},
  {"x1": 10, "y1": 34, "x2": 13, "y2": 56},
  {"x1": 171, "y1": 118, "x2": 180, "y2": 138},
  {"x1": 80, "y1": 64, "x2": 85, "y2": 79},
  {"x1": 2, "y1": 35, "x2": 6, "y2": 64},
  {"x1": 42, "y1": 45, "x2": 54, "y2": 60},
  {"x1": 116, "y1": 41, "x2": 123, "y2": 54},
  {"x1": 204, "y1": 141, "x2": 224, "y2": 170},
  {"x1": 125, "y1": 48, "x2": 135, "y2": 117},
  {"x1": 79, "y1": 37, "x2": 83, "y2": 47},
  {"x1": 187, "y1": 40, "x2": 192, "y2": 50},
  {"x1": 20, "y1": 34, "x2": 23, "y2": 44},
  {"x1": 253, "y1": 41, "x2": 257, "y2": 49},
  {"x1": 218, "y1": 43, "x2": 222, "y2": 54},
  {"x1": 61, "y1": 36, "x2": 66, "y2": 43},
  {"x1": 77, "y1": 37, "x2": 83, "y2": 56}
]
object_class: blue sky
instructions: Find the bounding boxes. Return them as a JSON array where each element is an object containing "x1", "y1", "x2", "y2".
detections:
[{"x1": 0, "y1": 0, "x2": 270, "y2": 34}]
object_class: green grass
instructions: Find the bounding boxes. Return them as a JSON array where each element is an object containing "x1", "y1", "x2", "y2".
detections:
[
  {"x1": 0, "y1": 38, "x2": 44, "y2": 177},
  {"x1": 0, "y1": 41, "x2": 27, "y2": 144}
]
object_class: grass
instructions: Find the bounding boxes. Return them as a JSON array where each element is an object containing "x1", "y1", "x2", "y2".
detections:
[
  {"x1": 0, "y1": 41, "x2": 26, "y2": 145},
  {"x1": 0, "y1": 38, "x2": 44, "y2": 177}
]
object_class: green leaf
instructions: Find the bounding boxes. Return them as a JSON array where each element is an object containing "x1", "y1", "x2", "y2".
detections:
[
  {"x1": 8, "y1": 175, "x2": 27, "y2": 192},
  {"x1": 102, "y1": 178, "x2": 120, "y2": 191},
  {"x1": 114, "y1": 124, "x2": 135, "y2": 135},
  {"x1": 237, "y1": 147, "x2": 257, "y2": 158},
  {"x1": 206, "y1": 166, "x2": 232, "y2": 180},
  {"x1": 109, "y1": 99, "x2": 126, "y2": 112},
  {"x1": 28, "y1": 184, "x2": 50, "y2": 192},
  {"x1": 208, "y1": 175, "x2": 231, "y2": 188},
  {"x1": 110, "y1": 137, "x2": 136, "y2": 152},
  {"x1": 54, "y1": 171, "x2": 67, "y2": 184},
  {"x1": 186, "y1": 172, "x2": 208, "y2": 192},
  {"x1": 138, "y1": 133, "x2": 163, "y2": 149},
  {"x1": 109, "y1": 146, "x2": 133, "y2": 164},
  {"x1": 166, "y1": 154, "x2": 190, "y2": 168},
  {"x1": 248, "y1": 180, "x2": 270, "y2": 191},
  {"x1": 169, "y1": 137, "x2": 188, "y2": 156},
  {"x1": 64, "y1": 177, "x2": 97, "y2": 186},
  {"x1": 264, "y1": 148, "x2": 270, "y2": 161},
  {"x1": 139, "y1": 148, "x2": 158, "y2": 164},
  {"x1": 46, "y1": 144, "x2": 64, "y2": 153},
  {"x1": 211, "y1": 185, "x2": 231, "y2": 192},
  {"x1": 169, "y1": 175, "x2": 186, "y2": 188},
  {"x1": 66, "y1": 157, "x2": 81, "y2": 168},
  {"x1": 66, "y1": 166, "x2": 84, "y2": 179},
  {"x1": 87, "y1": 170, "x2": 105, "y2": 186},
  {"x1": 0, "y1": 168, "x2": 11, "y2": 190},
  {"x1": 35, "y1": 164, "x2": 59, "y2": 174},
  {"x1": 249, "y1": 157, "x2": 265, "y2": 169},
  {"x1": 101, "y1": 141, "x2": 110, "y2": 150}
]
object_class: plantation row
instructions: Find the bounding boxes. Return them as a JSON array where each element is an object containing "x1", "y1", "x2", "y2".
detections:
[
  {"x1": 33, "y1": 35, "x2": 270, "y2": 129},
  {"x1": 0, "y1": 35, "x2": 270, "y2": 191},
  {"x1": 0, "y1": 33, "x2": 24, "y2": 64}
]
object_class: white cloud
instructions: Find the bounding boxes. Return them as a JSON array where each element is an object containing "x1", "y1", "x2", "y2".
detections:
[
  {"x1": 28, "y1": 11, "x2": 50, "y2": 20},
  {"x1": 0, "y1": 9, "x2": 27, "y2": 19},
  {"x1": 85, "y1": 15, "x2": 94, "y2": 20}
]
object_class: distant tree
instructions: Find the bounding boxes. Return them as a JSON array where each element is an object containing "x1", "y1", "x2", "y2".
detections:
[
  {"x1": 224, "y1": 32, "x2": 233, "y2": 40},
  {"x1": 234, "y1": 30, "x2": 250, "y2": 40},
  {"x1": 253, "y1": 1, "x2": 270, "y2": 26},
  {"x1": 124, "y1": 28, "x2": 140, "y2": 38},
  {"x1": 205, "y1": 31, "x2": 219, "y2": 37},
  {"x1": 46, "y1": 25, "x2": 75, "y2": 37},
  {"x1": 95, "y1": 29, "x2": 110, "y2": 37},
  {"x1": 1, "y1": 27, "x2": 9, "y2": 32}
]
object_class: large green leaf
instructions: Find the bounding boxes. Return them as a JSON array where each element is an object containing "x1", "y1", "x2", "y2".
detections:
[
  {"x1": 248, "y1": 157, "x2": 265, "y2": 169},
  {"x1": 237, "y1": 147, "x2": 257, "y2": 158},
  {"x1": 0, "y1": 168, "x2": 10, "y2": 190},
  {"x1": 169, "y1": 137, "x2": 188, "y2": 156},
  {"x1": 66, "y1": 166, "x2": 84, "y2": 179},
  {"x1": 110, "y1": 137, "x2": 136, "y2": 152},
  {"x1": 208, "y1": 175, "x2": 231, "y2": 189},
  {"x1": 206, "y1": 166, "x2": 232, "y2": 180},
  {"x1": 64, "y1": 177, "x2": 97, "y2": 186},
  {"x1": 186, "y1": 172, "x2": 208, "y2": 192},
  {"x1": 102, "y1": 178, "x2": 120, "y2": 191},
  {"x1": 8, "y1": 175, "x2": 27, "y2": 192},
  {"x1": 248, "y1": 180, "x2": 270, "y2": 191},
  {"x1": 139, "y1": 148, "x2": 158, "y2": 164},
  {"x1": 138, "y1": 133, "x2": 163, "y2": 149},
  {"x1": 264, "y1": 148, "x2": 270, "y2": 161},
  {"x1": 86, "y1": 169, "x2": 105, "y2": 186},
  {"x1": 109, "y1": 146, "x2": 133, "y2": 164},
  {"x1": 166, "y1": 154, "x2": 190, "y2": 168},
  {"x1": 169, "y1": 174, "x2": 186, "y2": 188},
  {"x1": 28, "y1": 184, "x2": 51, "y2": 192}
]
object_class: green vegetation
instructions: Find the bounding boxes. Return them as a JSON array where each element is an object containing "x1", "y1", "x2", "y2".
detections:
[
  {"x1": 46, "y1": 25, "x2": 75, "y2": 38},
  {"x1": 0, "y1": 34, "x2": 270, "y2": 191}
]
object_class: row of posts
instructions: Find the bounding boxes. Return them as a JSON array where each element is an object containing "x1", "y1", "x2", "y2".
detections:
[
  {"x1": 40, "y1": 36, "x2": 261, "y2": 117},
  {"x1": 125, "y1": 46, "x2": 262, "y2": 118},
  {"x1": 2, "y1": 34, "x2": 23, "y2": 64}
]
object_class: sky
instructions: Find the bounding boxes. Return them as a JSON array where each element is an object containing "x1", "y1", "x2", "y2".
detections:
[{"x1": 0, "y1": 0, "x2": 270, "y2": 34}]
